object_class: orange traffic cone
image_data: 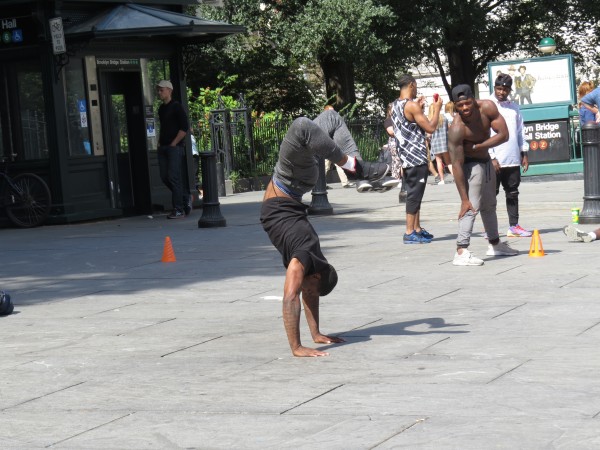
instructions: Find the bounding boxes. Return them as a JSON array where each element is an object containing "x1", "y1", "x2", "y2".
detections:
[
  {"x1": 528, "y1": 229, "x2": 545, "y2": 258},
  {"x1": 161, "y1": 236, "x2": 177, "y2": 262}
]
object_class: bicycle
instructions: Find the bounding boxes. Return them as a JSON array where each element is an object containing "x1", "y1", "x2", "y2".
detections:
[{"x1": 0, "y1": 159, "x2": 52, "y2": 228}]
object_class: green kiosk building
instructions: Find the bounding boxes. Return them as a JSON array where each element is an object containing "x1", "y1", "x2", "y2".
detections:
[{"x1": 488, "y1": 54, "x2": 581, "y2": 177}]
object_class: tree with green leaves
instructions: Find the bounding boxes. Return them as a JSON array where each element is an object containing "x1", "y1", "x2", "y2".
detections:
[
  {"x1": 385, "y1": 0, "x2": 600, "y2": 96},
  {"x1": 188, "y1": 0, "x2": 404, "y2": 115},
  {"x1": 273, "y1": 0, "x2": 395, "y2": 110},
  {"x1": 189, "y1": 0, "x2": 600, "y2": 113},
  {"x1": 186, "y1": 1, "x2": 320, "y2": 116}
]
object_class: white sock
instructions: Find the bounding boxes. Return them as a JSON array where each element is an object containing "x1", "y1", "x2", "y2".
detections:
[
  {"x1": 589, "y1": 232, "x2": 597, "y2": 241},
  {"x1": 340, "y1": 155, "x2": 356, "y2": 171}
]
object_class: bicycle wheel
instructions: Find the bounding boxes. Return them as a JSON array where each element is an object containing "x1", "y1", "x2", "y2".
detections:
[{"x1": 6, "y1": 173, "x2": 52, "y2": 228}]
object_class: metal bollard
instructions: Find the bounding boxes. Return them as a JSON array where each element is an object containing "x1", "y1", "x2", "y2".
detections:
[
  {"x1": 216, "y1": 161, "x2": 226, "y2": 198},
  {"x1": 198, "y1": 152, "x2": 226, "y2": 228},
  {"x1": 579, "y1": 123, "x2": 600, "y2": 224},
  {"x1": 308, "y1": 156, "x2": 333, "y2": 215}
]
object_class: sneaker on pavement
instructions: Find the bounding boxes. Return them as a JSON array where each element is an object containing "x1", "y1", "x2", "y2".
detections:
[
  {"x1": 453, "y1": 249, "x2": 484, "y2": 266},
  {"x1": 437, "y1": 180, "x2": 445, "y2": 185},
  {"x1": 343, "y1": 182, "x2": 356, "y2": 188},
  {"x1": 167, "y1": 210, "x2": 185, "y2": 219},
  {"x1": 403, "y1": 231, "x2": 431, "y2": 244},
  {"x1": 418, "y1": 228, "x2": 434, "y2": 240},
  {"x1": 486, "y1": 241, "x2": 518, "y2": 256},
  {"x1": 507, "y1": 224, "x2": 532, "y2": 237},
  {"x1": 563, "y1": 224, "x2": 593, "y2": 243}
]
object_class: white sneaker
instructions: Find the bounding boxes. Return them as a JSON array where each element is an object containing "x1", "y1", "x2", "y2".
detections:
[
  {"x1": 356, "y1": 180, "x2": 373, "y2": 193},
  {"x1": 563, "y1": 225, "x2": 593, "y2": 243},
  {"x1": 381, "y1": 177, "x2": 400, "y2": 189},
  {"x1": 486, "y1": 241, "x2": 518, "y2": 256},
  {"x1": 437, "y1": 180, "x2": 445, "y2": 185},
  {"x1": 453, "y1": 249, "x2": 484, "y2": 266}
]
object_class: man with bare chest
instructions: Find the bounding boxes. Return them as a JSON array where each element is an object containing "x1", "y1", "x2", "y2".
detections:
[{"x1": 447, "y1": 85, "x2": 518, "y2": 266}]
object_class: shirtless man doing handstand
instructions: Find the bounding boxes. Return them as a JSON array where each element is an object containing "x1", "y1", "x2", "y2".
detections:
[{"x1": 448, "y1": 84, "x2": 518, "y2": 266}]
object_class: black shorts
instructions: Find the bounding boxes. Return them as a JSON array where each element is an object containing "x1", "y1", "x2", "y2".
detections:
[
  {"x1": 403, "y1": 163, "x2": 429, "y2": 214},
  {"x1": 260, "y1": 197, "x2": 329, "y2": 276}
]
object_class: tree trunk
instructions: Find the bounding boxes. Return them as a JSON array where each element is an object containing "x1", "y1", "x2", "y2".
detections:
[
  {"x1": 319, "y1": 56, "x2": 356, "y2": 110},
  {"x1": 445, "y1": 43, "x2": 477, "y2": 94}
]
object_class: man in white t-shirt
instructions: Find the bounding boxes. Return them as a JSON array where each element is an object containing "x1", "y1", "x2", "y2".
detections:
[{"x1": 488, "y1": 73, "x2": 532, "y2": 238}]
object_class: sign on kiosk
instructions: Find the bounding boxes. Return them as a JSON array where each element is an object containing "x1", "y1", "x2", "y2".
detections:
[
  {"x1": 49, "y1": 17, "x2": 66, "y2": 55},
  {"x1": 524, "y1": 120, "x2": 570, "y2": 163}
]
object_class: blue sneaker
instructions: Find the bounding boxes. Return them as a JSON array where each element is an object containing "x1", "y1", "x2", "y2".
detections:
[
  {"x1": 403, "y1": 231, "x2": 431, "y2": 244},
  {"x1": 418, "y1": 228, "x2": 434, "y2": 240}
]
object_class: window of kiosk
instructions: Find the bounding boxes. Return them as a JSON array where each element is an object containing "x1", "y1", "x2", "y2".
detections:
[
  {"x1": 16, "y1": 61, "x2": 48, "y2": 160},
  {"x1": 110, "y1": 94, "x2": 128, "y2": 154},
  {"x1": 140, "y1": 58, "x2": 169, "y2": 152},
  {"x1": 65, "y1": 58, "x2": 93, "y2": 156}
]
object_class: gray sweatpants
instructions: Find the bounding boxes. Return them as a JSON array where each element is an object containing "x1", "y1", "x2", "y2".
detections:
[
  {"x1": 273, "y1": 110, "x2": 358, "y2": 197},
  {"x1": 457, "y1": 159, "x2": 499, "y2": 248}
]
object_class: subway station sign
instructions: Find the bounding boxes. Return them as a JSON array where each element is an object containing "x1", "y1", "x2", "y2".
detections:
[
  {"x1": 0, "y1": 16, "x2": 35, "y2": 47},
  {"x1": 96, "y1": 58, "x2": 141, "y2": 70},
  {"x1": 524, "y1": 120, "x2": 570, "y2": 163}
]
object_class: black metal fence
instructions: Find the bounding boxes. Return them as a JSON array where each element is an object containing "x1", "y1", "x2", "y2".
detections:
[{"x1": 206, "y1": 112, "x2": 387, "y2": 179}]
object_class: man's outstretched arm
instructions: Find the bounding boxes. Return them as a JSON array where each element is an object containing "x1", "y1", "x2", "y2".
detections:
[
  {"x1": 283, "y1": 259, "x2": 330, "y2": 357},
  {"x1": 301, "y1": 278, "x2": 345, "y2": 346},
  {"x1": 448, "y1": 126, "x2": 476, "y2": 219}
]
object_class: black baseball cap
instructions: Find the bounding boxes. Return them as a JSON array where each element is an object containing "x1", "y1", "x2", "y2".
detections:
[
  {"x1": 495, "y1": 73, "x2": 512, "y2": 89},
  {"x1": 452, "y1": 84, "x2": 474, "y2": 102}
]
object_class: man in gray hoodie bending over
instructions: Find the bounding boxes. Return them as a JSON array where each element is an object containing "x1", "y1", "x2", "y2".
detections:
[{"x1": 260, "y1": 109, "x2": 393, "y2": 357}]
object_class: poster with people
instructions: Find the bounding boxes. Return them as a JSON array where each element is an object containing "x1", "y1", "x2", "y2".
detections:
[{"x1": 488, "y1": 55, "x2": 576, "y2": 107}]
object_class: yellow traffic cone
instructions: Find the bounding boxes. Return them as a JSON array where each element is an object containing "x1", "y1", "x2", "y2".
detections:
[{"x1": 528, "y1": 229, "x2": 545, "y2": 258}]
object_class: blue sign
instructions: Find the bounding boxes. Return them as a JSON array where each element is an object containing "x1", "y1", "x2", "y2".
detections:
[
  {"x1": 12, "y1": 29, "x2": 22, "y2": 43},
  {"x1": 78, "y1": 100, "x2": 87, "y2": 113}
]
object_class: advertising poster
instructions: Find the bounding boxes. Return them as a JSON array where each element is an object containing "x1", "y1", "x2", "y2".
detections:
[{"x1": 488, "y1": 55, "x2": 576, "y2": 107}]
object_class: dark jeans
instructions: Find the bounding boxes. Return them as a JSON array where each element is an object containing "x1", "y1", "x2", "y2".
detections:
[
  {"x1": 495, "y1": 165, "x2": 521, "y2": 227},
  {"x1": 158, "y1": 145, "x2": 185, "y2": 211}
]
